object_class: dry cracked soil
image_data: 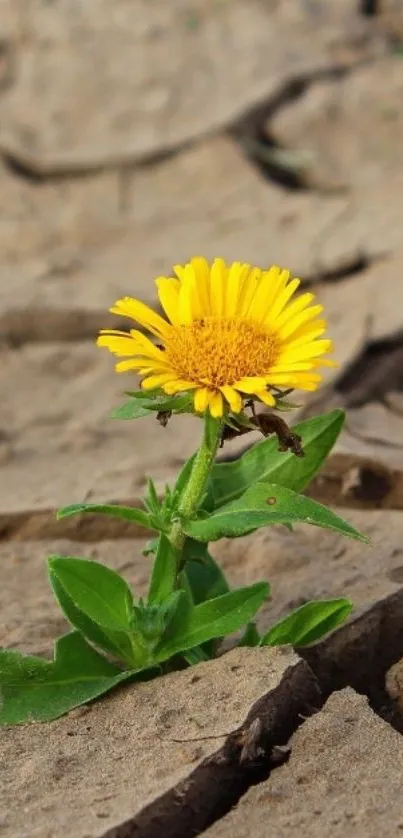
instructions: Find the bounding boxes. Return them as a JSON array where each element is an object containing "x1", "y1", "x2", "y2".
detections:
[{"x1": 1, "y1": 2, "x2": 403, "y2": 837}]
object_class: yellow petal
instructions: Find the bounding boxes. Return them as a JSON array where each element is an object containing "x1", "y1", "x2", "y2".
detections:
[
  {"x1": 270, "y1": 360, "x2": 319, "y2": 373},
  {"x1": 175, "y1": 260, "x2": 209, "y2": 322},
  {"x1": 210, "y1": 258, "x2": 228, "y2": 316},
  {"x1": 264, "y1": 277, "x2": 300, "y2": 326},
  {"x1": 232, "y1": 376, "x2": 268, "y2": 393},
  {"x1": 277, "y1": 304, "x2": 324, "y2": 340},
  {"x1": 128, "y1": 330, "x2": 170, "y2": 359},
  {"x1": 209, "y1": 390, "x2": 224, "y2": 418},
  {"x1": 99, "y1": 332, "x2": 168, "y2": 367},
  {"x1": 313, "y1": 358, "x2": 338, "y2": 368},
  {"x1": 267, "y1": 371, "x2": 322, "y2": 388},
  {"x1": 190, "y1": 257, "x2": 212, "y2": 315},
  {"x1": 291, "y1": 372, "x2": 322, "y2": 383},
  {"x1": 291, "y1": 374, "x2": 322, "y2": 391},
  {"x1": 174, "y1": 261, "x2": 211, "y2": 320},
  {"x1": 194, "y1": 387, "x2": 211, "y2": 413},
  {"x1": 264, "y1": 372, "x2": 303, "y2": 384},
  {"x1": 156, "y1": 278, "x2": 181, "y2": 325},
  {"x1": 110, "y1": 297, "x2": 171, "y2": 339},
  {"x1": 280, "y1": 339, "x2": 333, "y2": 363},
  {"x1": 115, "y1": 358, "x2": 149, "y2": 373},
  {"x1": 237, "y1": 266, "x2": 263, "y2": 317},
  {"x1": 255, "y1": 389, "x2": 276, "y2": 407},
  {"x1": 247, "y1": 266, "x2": 289, "y2": 322},
  {"x1": 283, "y1": 321, "x2": 327, "y2": 346},
  {"x1": 188, "y1": 263, "x2": 210, "y2": 320},
  {"x1": 224, "y1": 262, "x2": 249, "y2": 317},
  {"x1": 273, "y1": 371, "x2": 322, "y2": 385},
  {"x1": 163, "y1": 379, "x2": 198, "y2": 394},
  {"x1": 97, "y1": 333, "x2": 137, "y2": 356},
  {"x1": 220, "y1": 385, "x2": 243, "y2": 413},
  {"x1": 138, "y1": 366, "x2": 161, "y2": 375},
  {"x1": 141, "y1": 373, "x2": 178, "y2": 389},
  {"x1": 98, "y1": 328, "x2": 132, "y2": 337},
  {"x1": 275, "y1": 292, "x2": 315, "y2": 332},
  {"x1": 173, "y1": 264, "x2": 186, "y2": 281},
  {"x1": 177, "y1": 264, "x2": 197, "y2": 323}
]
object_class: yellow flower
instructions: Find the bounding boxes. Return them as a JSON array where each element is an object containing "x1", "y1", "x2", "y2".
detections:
[{"x1": 97, "y1": 258, "x2": 335, "y2": 418}]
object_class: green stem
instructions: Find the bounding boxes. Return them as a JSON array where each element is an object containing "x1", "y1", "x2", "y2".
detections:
[{"x1": 169, "y1": 414, "x2": 222, "y2": 552}]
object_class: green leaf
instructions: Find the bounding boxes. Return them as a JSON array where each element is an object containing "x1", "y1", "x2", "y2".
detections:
[
  {"x1": 238, "y1": 621, "x2": 261, "y2": 647},
  {"x1": 155, "y1": 582, "x2": 269, "y2": 662},
  {"x1": 144, "y1": 478, "x2": 160, "y2": 514},
  {"x1": 49, "y1": 573, "x2": 135, "y2": 664},
  {"x1": 48, "y1": 556, "x2": 134, "y2": 631},
  {"x1": 181, "y1": 540, "x2": 230, "y2": 660},
  {"x1": 0, "y1": 632, "x2": 136, "y2": 725},
  {"x1": 111, "y1": 391, "x2": 193, "y2": 420},
  {"x1": 111, "y1": 401, "x2": 156, "y2": 420},
  {"x1": 124, "y1": 388, "x2": 162, "y2": 399},
  {"x1": 182, "y1": 647, "x2": 210, "y2": 664},
  {"x1": 260, "y1": 598, "x2": 353, "y2": 647},
  {"x1": 183, "y1": 482, "x2": 368, "y2": 543},
  {"x1": 226, "y1": 410, "x2": 254, "y2": 431},
  {"x1": 206, "y1": 409, "x2": 345, "y2": 510},
  {"x1": 171, "y1": 453, "x2": 197, "y2": 506},
  {"x1": 148, "y1": 535, "x2": 178, "y2": 604},
  {"x1": 57, "y1": 503, "x2": 152, "y2": 529},
  {"x1": 204, "y1": 413, "x2": 223, "y2": 450},
  {"x1": 272, "y1": 397, "x2": 301, "y2": 412},
  {"x1": 182, "y1": 539, "x2": 229, "y2": 604},
  {"x1": 132, "y1": 592, "x2": 183, "y2": 646},
  {"x1": 143, "y1": 538, "x2": 159, "y2": 557}
]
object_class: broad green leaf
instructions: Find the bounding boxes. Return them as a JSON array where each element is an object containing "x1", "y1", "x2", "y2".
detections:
[
  {"x1": 48, "y1": 556, "x2": 134, "y2": 632},
  {"x1": 49, "y1": 573, "x2": 135, "y2": 665},
  {"x1": 155, "y1": 582, "x2": 269, "y2": 661},
  {"x1": 0, "y1": 632, "x2": 136, "y2": 725},
  {"x1": 260, "y1": 598, "x2": 353, "y2": 647},
  {"x1": 183, "y1": 481, "x2": 368, "y2": 543},
  {"x1": 182, "y1": 539, "x2": 229, "y2": 604},
  {"x1": 111, "y1": 391, "x2": 193, "y2": 420},
  {"x1": 57, "y1": 503, "x2": 152, "y2": 529},
  {"x1": 206, "y1": 409, "x2": 345, "y2": 510},
  {"x1": 148, "y1": 535, "x2": 179, "y2": 604}
]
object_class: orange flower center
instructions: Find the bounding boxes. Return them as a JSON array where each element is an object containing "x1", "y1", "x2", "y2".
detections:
[{"x1": 164, "y1": 317, "x2": 280, "y2": 387}]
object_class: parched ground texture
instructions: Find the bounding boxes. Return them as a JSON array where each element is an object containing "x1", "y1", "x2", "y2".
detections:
[{"x1": 1, "y1": 2, "x2": 403, "y2": 837}]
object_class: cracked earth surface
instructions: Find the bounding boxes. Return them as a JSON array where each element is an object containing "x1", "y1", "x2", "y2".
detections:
[{"x1": 1, "y1": 2, "x2": 403, "y2": 837}]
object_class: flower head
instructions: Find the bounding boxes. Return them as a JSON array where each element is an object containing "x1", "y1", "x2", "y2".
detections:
[{"x1": 97, "y1": 258, "x2": 335, "y2": 418}]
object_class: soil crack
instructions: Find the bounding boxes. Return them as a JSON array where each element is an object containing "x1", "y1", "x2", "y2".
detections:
[
  {"x1": 99, "y1": 661, "x2": 321, "y2": 838},
  {"x1": 2, "y1": 454, "x2": 403, "y2": 544},
  {"x1": 229, "y1": 62, "x2": 374, "y2": 193},
  {"x1": 98, "y1": 585, "x2": 403, "y2": 838}
]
